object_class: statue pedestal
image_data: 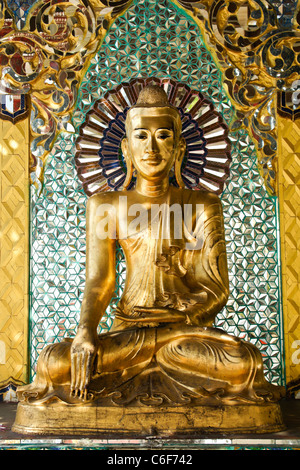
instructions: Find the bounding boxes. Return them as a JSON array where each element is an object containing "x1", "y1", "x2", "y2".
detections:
[{"x1": 12, "y1": 401, "x2": 285, "y2": 436}]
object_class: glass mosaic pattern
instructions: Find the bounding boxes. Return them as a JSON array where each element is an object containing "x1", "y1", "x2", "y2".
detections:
[
  {"x1": 269, "y1": 0, "x2": 298, "y2": 28},
  {"x1": 29, "y1": 0, "x2": 284, "y2": 384},
  {"x1": 6, "y1": 0, "x2": 36, "y2": 29}
]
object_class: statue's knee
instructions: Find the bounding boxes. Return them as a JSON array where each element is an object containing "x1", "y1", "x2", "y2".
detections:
[
  {"x1": 37, "y1": 340, "x2": 71, "y2": 385},
  {"x1": 156, "y1": 336, "x2": 258, "y2": 383}
]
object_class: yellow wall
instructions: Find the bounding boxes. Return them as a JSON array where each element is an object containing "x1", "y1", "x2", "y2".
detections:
[
  {"x1": 278, "y1": 116, "x2": 300, "y2": 385},
  {"x1": 0, "y1": 117, "x2": 30, "y2": 389}
]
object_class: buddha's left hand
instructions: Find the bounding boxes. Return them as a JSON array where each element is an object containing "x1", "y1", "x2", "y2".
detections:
[{"x1": 70, "y1": 327, "x2": 98, "y2": 400}]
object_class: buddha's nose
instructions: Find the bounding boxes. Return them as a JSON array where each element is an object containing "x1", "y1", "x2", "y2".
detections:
[{"x1": 147, "y1": 134, "x2": 159, "y2": 153}]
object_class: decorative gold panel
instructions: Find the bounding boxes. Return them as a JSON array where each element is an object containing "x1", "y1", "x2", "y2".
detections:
[
  {"x1": 0, "y1": 0, "x2": 300, "y2": 398},
  {"x1": 0, "y1": 0, "x2": 133, "y2": 191},
  {"x1": 1, "y1": 0, "x2": 300, "y2": 196},
  {"x1": 278, "y1": 116, "x2": 300, "y2": 386},
  {"x1": 173, "y1": 0, "x2": 300, "y2": 198},
  {"x1": 0, "y1": 115, "x2": 30, "y2": 391}
]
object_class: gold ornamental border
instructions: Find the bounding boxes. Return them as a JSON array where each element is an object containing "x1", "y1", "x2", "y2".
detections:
[{"x1": 0, "y1": 0, "x2": 300, "y2": 393}]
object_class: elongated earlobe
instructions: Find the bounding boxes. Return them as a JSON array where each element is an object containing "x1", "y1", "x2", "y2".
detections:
[
  {"x1": 175, "y1": 137, "x2": 186, "y2": 189},
  {"x1": 121, "y1": 138, "x2": 134, "y2": 189}
]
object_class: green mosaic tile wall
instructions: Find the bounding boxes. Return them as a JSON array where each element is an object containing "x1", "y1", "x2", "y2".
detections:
[{"x1": 30, "y1": 0, "x2": 284, "y2": 384}]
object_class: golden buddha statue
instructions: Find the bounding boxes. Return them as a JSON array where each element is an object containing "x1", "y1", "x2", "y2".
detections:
[{"x1": 13, "y1": 85, "x2": 285, "y2": 435}]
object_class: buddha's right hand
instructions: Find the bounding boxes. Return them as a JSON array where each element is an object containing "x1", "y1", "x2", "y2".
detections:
[{"x1": 70, "y1": 328, "x2": 98, "y2": 400}]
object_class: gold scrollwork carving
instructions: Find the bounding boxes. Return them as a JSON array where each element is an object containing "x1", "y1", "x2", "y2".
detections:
[
  {"x1": 0, "y1": 0, "x2": 133, "y2": 190},
  {"x1": 174, "y1": 0, "x2": 300, "y2": 195}
]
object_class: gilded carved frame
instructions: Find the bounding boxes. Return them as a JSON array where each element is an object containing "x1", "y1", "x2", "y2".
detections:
[{"x1": 0, "y1": 0, "x2": 300, "y2": 397}]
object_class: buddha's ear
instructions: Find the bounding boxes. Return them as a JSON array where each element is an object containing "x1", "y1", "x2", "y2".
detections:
[
  {"x1": 121, "y1": 137, "x2": 129, "y2": 159},
  {"x1": 175, "y1": 136, "x2": 186, "y2": 189},
  {"x1": 178, "y1": 136, "x2": 186, "y2": 160},
  {"x1": 121, "y1": 138, "x2": 134, "y2": 190}
]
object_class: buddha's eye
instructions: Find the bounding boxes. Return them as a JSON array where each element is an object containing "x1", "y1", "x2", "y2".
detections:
[
  {"x1": 158, "y1": 134, "x2": 170, "y2": 140},
  {"x1": 134, "y1": 133, "x2": 147, "y2": 140},
  {"x1": 157, "y1": 130, "x2": 173, "y2": 140}
]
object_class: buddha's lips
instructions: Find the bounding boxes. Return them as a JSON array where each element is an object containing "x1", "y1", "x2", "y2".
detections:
[{"x1": 142, "y1": 154, "x2": 163, "y2": 164}]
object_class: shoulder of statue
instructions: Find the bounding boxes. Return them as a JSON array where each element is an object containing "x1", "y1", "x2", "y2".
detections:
[
  {"x1": 87, "y1": 191, "x2": 120, "y2": 209},
  {"x1": 204, "y1": 191, "x2": 222, "y2": 205},
  {"x1": 185, "y1": 189, "x2": 221, "y2": 206},
  {"x1": 192, "y1": 191, "x2": 223, "y2": 223}
]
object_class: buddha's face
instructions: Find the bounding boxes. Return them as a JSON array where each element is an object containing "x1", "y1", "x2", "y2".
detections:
[{"x1": 122, "y1": 110, "x2": 179, "y2": 180}]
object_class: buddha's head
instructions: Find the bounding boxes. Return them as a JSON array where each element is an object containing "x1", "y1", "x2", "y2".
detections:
[{"x1": 121, "y1": 85, "x2": 186, "y2": 188}]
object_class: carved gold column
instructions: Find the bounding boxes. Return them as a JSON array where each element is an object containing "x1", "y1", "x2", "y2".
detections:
[
  {"x1": 278, "y1": 116, "x2": 300, "y2": 386},
  {"x1": 0, "y1": 114, "x2": 30, "y2": 392}
]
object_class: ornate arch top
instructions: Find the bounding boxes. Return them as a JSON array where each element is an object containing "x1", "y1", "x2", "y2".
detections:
[{"x1": 0, "y1": 0, "x2": 300, "y2": 195}]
